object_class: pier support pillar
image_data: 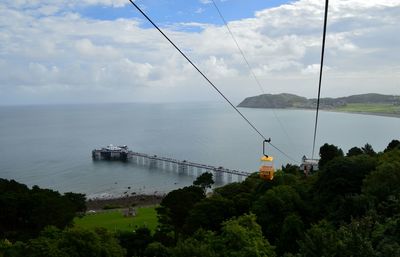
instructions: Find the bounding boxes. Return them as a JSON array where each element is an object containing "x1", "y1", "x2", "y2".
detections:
[
  {"x1": 214, "y1": 170, "x2": 223, "y2": 184},
  {"x1": 149, "y1": 159, "x2": 157, "y2": 169},
  {"x1": 178, "y1": 164, "x2": 187, "y2": 175},
  {"x1": 227, "y1": 173, "x2": 232, "y2": 183}
]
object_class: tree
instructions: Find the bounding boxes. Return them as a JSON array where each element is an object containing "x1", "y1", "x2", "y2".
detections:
[
  {"x1": 184, "y1": 195, "x2": 236, "y2": 234},
  {"x1": 0, "y1": 179, "x2": 86, "y2": 241},
  {"x1": 277, "y1": 214, "x2": 304, "y2": 256},
  {"x1": 313, "y1": 155, "x2": 377, "y2": 222},
  {"x1": 252, "y1": 185, "x2": 304, "y2": 243},
  {"x1": 374, "y1": 216, "x2": 400, "y2": 257},
  {"x1": 64, "y1": 192, "x2": 86, "y2": 213},
  {"x1": 157, "y1": 186, "x2": 205, "y2": 240},
  {"x1": 193, "y1": 172, "x2": 214, "y2": 190},
  {"x1": 384, "y1": 139, "x2": 400, "y2": 152},
  {"x1": 362, "y1": 157, "x2": 400, "y2": 218},
  {"x1": 362, "y1": 143, "x2": 376, "y2": 156},
  {"x1": 117, "y1": 227, "x2": 153, "y2": 257},
  {"x1": 347, "y1": 146, "x2": 363, "y2": 157},
  {"x1": 281, "y1": 164, "x2": 301, "y2": 175},
  {"x1": 336, "y1": 218, "x2": 375, "y2": 257},
  {"x1": 298, "y1": 220, "x2": 339, "y2": 257},
  {"x1": 214, "y1": 182, "x2": 254, "y2": 215},
  {"x1": 172, "y1": 214, "x2": 276, "y2": 257},
  {"x1": 218, "y1": 214, "x2": 276, "y2": 257},
  {"x1": 4, "y1": 227, "x2": 125, "y2": 257},
  {"x1": 318, "y1": 143, "x2": 344, "y2": 169},
  {"x1": 144, "y1": 242, "x2": 170, "y2": 257},
  {"x1": 171, "y1": 230, "x2": 217, "y2": 257}
]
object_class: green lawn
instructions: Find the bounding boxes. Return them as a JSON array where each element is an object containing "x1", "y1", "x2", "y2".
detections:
[
  {"x1": 335, "y1": 103, "x2": 400, "y2": 115},
  {"x1": 74, "y1": 206, "x2": 158, "y2": 232}
]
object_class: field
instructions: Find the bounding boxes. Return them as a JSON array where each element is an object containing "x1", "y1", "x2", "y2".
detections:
[
  {"x1": 335, "y1": 103, "x2": 400, "y2": 115},
  {"x1": 74, "y1": 206, "x2": 158, "y2": 232}
]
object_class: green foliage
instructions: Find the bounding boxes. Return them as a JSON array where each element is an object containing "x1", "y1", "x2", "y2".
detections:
[
  {"x1": 214, "y1": 182, "x2": 254, "y2": 215},
  {"x1": 184, "y1": 195, "x2": 236, "y2": 234},
  {"x1": 336, "y1": 218, "x2": 375, "y2": 257},
  {"x1": 313, "y1": 155, "x2": 377, "y2": 222},
  {"x1": 335, "y1": 103, "x2": 400, "y2": 114},
  {"x1": 144, "y1": 242, "x2": 170, "y2": 257},
  {"x1": 0, "y1": 179, "x2": 86, "y2": 241},
  {"x1": 363, "y1": 161, "x2": 400, "y2": 202},
  {"x1": 64, "y1": 192, "x2": 86, "y2": 213},
  {"x1": 347, "y1": 146, "x2": 363, "y2": 157},
  {"x1": 171, "y1": 232, "x2": 217, "y2": 257},
  {"x1": 4, "y1": 227, "x2": 125, "y2": 257},
  {"x1": 218, "y1": 214, "x2": 276, "y2": 257},
  {"x1": 277, "y1": 214, "x2": 304, "y2": 256},
  {"x1": 374, "y1": 217, "x2": 400, "y2": 257},
  {"x1": 193, "y1": 172, "x2": 214, "y2": 190},
  {"x1": 102, "y1": 205, "x2": 122, "y2": 210},
  {"x1": 385, "y1": 139, "x2": 400, "y2": 152},
  {"x1": 117, "y1": 227, "x2": 153, "y2": 257},
  {"x1": 172, "y1": 214, "x2": 275, "y2": 257},
  {"x1": 362, "y1": 151, "x2": 400, "y2": 218},
  {"x1": 157, "y1": 186, "x2": 205, "y2": 240},
  {"x1": 318, "y1": 143, "x2": 344, "y2": 169},
  {"x1": 252, "y1": 185, "x2": 304, "y2": 243},
  {"x1": 362, "y1": 143, "x2": 376, "y2": 156},
  {"x1": 298, "y1": 220, "x2": 339, "y2": 257},
  {"x1": 281, "y1": 164, "x2": 301, "y2": 175}
]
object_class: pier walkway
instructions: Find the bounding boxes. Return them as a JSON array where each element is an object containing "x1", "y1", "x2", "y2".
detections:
[
  {"x1": 92, "y1": 145, "x2": 252, "y2": 183},
  {"x1": 128, "y1": 151, "x2": 251, "y2": 182}
]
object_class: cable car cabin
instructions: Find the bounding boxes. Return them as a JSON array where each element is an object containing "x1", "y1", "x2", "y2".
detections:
[
  {"x1": 300, "y1": 155, "x2": 319, "y2": 176},
  {"x1": 259, "y1": 156, "x2": 274, "y2": 180}
]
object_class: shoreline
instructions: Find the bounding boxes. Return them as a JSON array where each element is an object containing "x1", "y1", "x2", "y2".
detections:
[
  {"x1": 326, "y1": 109, "x2": 400, "y2": 118},
  {"x1": 86, "y1": 194, "x2": 164, "y2": 211},
  {"x1": 238, "y1": 106, "x2": 400, "y2": 118}
]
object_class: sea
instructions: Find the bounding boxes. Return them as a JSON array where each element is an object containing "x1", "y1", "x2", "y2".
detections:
[{"x1": 0, "y1": 102, "x2": 399, "y2": 198}]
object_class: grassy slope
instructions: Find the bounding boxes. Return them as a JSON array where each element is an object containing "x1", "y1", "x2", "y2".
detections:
[
  {"x1": 74, "y1": 206, "x2": 158, "y2": 232},
  {"x1": 335, "y1": 103, "x2": 400, "y2": 115}
]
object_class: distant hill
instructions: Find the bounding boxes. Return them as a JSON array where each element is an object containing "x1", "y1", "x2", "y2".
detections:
[
  {"x1": 238, "y1": 93, "x2": 400, "y2": 117},
  {"x1": 238, "y1": 93, "x2": 400, "y2": 110}
]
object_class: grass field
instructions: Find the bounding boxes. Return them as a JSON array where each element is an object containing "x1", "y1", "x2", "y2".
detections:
[
  {"x1": 335, "y1": 103, "x2": 400, "y2": 115},
  {"x1": 74, "y1": 206, "x2": 158, "y2": 232}
]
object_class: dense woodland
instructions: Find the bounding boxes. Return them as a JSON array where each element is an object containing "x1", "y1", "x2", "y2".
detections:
[{"x1": 1, "y1": 139, "x2": 400, "y2": 257}]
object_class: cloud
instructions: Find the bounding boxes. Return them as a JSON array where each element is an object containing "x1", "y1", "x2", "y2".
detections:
[
  {"x1": 199, "y1": 0, "x2": 212, "y2": 4},
  {"x1": 0, "y1": 0, "x2": 399, "y2": 105},
  {"x1": 3, "y1": 0, "x2": 128, "y2": 8},
  {"x1": 195, "y1": 7, "x2": 205, "y2": 14}
]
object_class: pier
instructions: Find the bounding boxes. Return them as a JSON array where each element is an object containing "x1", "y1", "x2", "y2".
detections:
[{"x1": 92, "y1": 146, "x2": 251, "y2": 183}]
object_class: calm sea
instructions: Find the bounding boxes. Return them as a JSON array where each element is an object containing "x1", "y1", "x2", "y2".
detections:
[{"x1": 0, "y1": 102, "x2": 399, "y2": 197}]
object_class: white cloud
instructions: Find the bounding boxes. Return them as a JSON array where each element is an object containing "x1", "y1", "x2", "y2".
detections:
[
  {"x1": 0, "y1": 0, "x2": 399, "y2": 105},
  {"x1": 199, "y1": 0, "x2": 212, "y2": 4},
  {"x1": 195, "y1": 7, "x2": 205, "y2": 14}
]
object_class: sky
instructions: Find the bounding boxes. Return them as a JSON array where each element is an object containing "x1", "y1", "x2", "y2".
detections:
[{"x1": 0, "y1": 0, "x2": 399, "y2": 105}]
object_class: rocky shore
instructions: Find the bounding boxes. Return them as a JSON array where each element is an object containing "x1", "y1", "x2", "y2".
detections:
[{"x1": 86, "y1": 194, "x2": 164, "y2": 211}]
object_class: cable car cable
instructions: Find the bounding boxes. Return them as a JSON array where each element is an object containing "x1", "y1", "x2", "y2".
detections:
[
  {"x1": 311, "y1": 0, "x2": 329, "y2": 159},
  {"x1": 211, "y1": 0, "x2": 263, "y2": 93},
  {"x1": 127, "y1": 0, "x2": 298, "y2": 163},
  {"x1": 210, "y1": 0, "x2": 294, "y2": 147}
]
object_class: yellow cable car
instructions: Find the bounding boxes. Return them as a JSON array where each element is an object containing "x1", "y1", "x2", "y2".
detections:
[
  {"x1": 259, "y1": 139, "x2": 275, "y2": 180},
  {"x1": 259, "y1": 155, "x2": 274, "y2": 180}
]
